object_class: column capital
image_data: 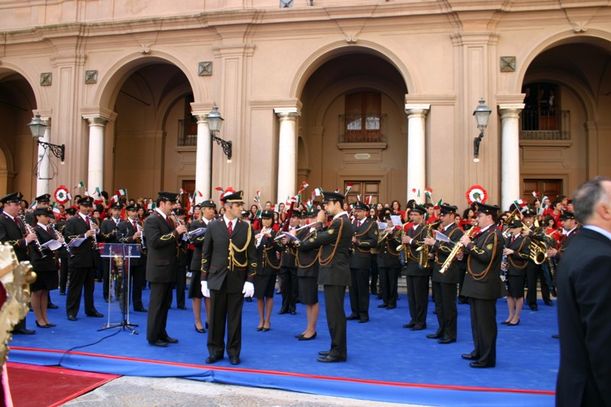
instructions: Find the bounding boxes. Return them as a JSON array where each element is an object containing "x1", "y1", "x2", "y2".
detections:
[
  {"x1": 82, "y1": 115, "x2": 109, "y2": 126},
  {"x1": 81, "y1": 107, "x2": 116, "y2": 125},
  {"x1": 274, "y1": 107, "x2": 301, "y2": 119},
  {"x1": 191, "y1": 101, "x2": 216, "y2": 123},
  {"x1": 405, "y1": 104, "x2": 431, "y2": 117},
  {"x1": 498, "y1": 103, "x2": 525, "y2": 119}
]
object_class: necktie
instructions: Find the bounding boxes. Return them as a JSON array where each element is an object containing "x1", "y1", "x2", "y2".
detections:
[
  {"x1": 85, "y1": 216, "x2": 91, "y2": 228},
  {"x1": 227, "y1": 220, "x2": 233, "y2": 236},
  {"x1": 357, "y1": 220, "x2": 361, "y2": 228},
  {"x1": 133, "y1": 220, "x2": 138, "y2": 231},
  {"x1": 167, "y1": 216, "x2": 174, "y2": 229}
]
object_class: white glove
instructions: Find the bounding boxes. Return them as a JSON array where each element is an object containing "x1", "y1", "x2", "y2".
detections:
[
  {"x1": 242, "y1": 281, "x2": 255, "y2": 298},
  {"x1": 200, "y1": 280, "x2": 210, "y2": 298}
]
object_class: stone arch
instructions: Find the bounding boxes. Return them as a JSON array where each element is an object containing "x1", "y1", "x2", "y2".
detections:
[
  {"x1": 290, "y1": 40, "x2": 416, "y2": 99},
  {"x1": 0, "y1": 64, "x2": 43, "y2": 111}
]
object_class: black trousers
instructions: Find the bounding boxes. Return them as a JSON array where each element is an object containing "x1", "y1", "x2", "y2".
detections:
[
  {"x1": 130, "y1": 264, "x2": 146, "y2": 309},
  {"x1": 406, "y1": 275, "x2": 429, "y2": 326},
  {"x1": 66, "y1": 266, "x2": 97, "y2": 317},
  {"x1": 324, "y1": 285, "x2": 347, "y2": 358},
  {"x1": 378, "y1": 266, "x2": 399, "y2": 307},
  {"x1": 279, "y1": 267, "x2": 298, "y2": 312},
  {"x1": 526, "y1": 262, "x2": 550, "y2": 306},
  {"x1": 468, "y1": 297, "x2": 497, "y2": 366},
  {"x1": 207, "y1": 285, "x2": 244, "y2": 358},
  {"x1": 173, "y1": 264, "x2": 187, "y2": 308},
  {"x1": 432, "y1": 282, "x2": 458, "y2": 340},
  {"x1": 147, "y1": 282, "x2": 173, "y2": 343},
  {"x1": 59, "y1": 250, "x2": 70, "y2": 293},
  {"x1": 369, "y1": 256, "x2": 379, "y2": 295},
  {"x1": 349, "y1": 267, "x2": 370, "y2": 317}
]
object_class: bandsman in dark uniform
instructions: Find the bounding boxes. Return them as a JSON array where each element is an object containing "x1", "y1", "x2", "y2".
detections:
[
  {"x1": 25, "y1": 193, "x2": 51, "y2": 226},
  {"x1": 278, "y1": 210, "x2": 300, "y2": 315},
  {"x1": 117, "y1": 204, "x2": 147, "y2": 312},
  {"x1": 298, "y1": 191, "x2": 352, "y2": 363},
  {"x1": 522, "y1": 209, "x2": 551, "y2": 309},
  {"x1": 501, "y1": 219, "x2": 530, "y2": 326},
  {"x1": 347, "y1": 201, "x2": 377, "y2": 323},
  {"x1": 459, "y1": 203, "x2": 504, "y2": 368},
  {"x1": 376, "y1": 208, "x2": 402, "y2": 310},
  {"x1": 56, "y1": 207, "x2": 76, "y2": 295},
  {"x1": 0, "y1": 192, "x2": 37, "y2": 334},
  {"x1": 171, "y1": 207, "x2": 189, "y2": 310},
  {"x1": 400, "y1": 205, "x2": 430, "y2": 330},
  {"x1": 423, "y1": 204, "x2": 463, "y2": 343},
  {"x1": 63, "y1": 196, "x2": 104, "y2": 321},
  {"x1": 144, "y1": 192, "x2": 187, "y2": 347},
  {"x1": 201, "y1": 190, "x2": 257, "y2": 365},
  {"x1": 254, "y1": 210, "x2": 281, "y2": 331},
  {"x1": 100, "y1": 203, "x2": 123, "y2": 302}
]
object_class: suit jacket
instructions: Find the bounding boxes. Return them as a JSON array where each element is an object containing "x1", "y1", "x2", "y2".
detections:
[
  {"x1": 376, "y1": 233, "x2": 401, "y2": 268},
  {"x1": 100, "y1": 218, "x2": 121, "y2": 243},
  {"x1": 143, "y1": 211, "x2": 179, "y2": 283},
  {"x1": 349, "y1": 218, "x2": 377, "y2": 269},
  {"x1": 280, "y1": 230, "x2": 297, "y2": 269},
  {"x1": 255, "y1": 229, "x2": 281, "y2": 276},
  {"x1": 0, "y1": 213, "x2": 30, "y2": 262},
  {"x1": 296, "y1": 227, "x2": 319, "y2": 278},
  {"x1": 63, "y1": 214, "x2": 98, "y2": 268},
  {"x1": 432, "y1": 223, "x2": 464, "y2": 284},
  {"x1": 404, "y1": 223, "x2": 429, "y2": 276},
  {"x1": 30, "y1": 224, "x2": 58, "y2": 272},
  {"x1": 504, "y1": 234, "x2": 530, "y2": 277},
  {"x1": 556, "y1": 227, "x2": 611, "y2": 407},
  {"x1": 300, "y1": 213, "x2": 351, "y2": 286},
  {"x1": 117, "y1": 218, "x2": 146, "y2": 267},
  {"x1": 201, "y1": 218, "x2": 257, "y2": 293},
  {"x1": 461, "y1": 225, "x2": 504, "y2": 300},
  {"x1": 188, "y1": 219, "x2": 209, "y2": 271}
]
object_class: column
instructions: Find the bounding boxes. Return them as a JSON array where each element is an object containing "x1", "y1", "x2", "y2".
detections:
[
  {"x1": 499, "y1": 104, "x2": 524, "y2": 211},
  {"x1": 274, "y1": 107, "x2": 300, "y2": 203},
  {"x1": 83, "y1": 115, "x2": 107, "y2": 195},
  {"x1": 194, "y1": 113, "x2": 212, "y2": 201},
  {"x1": 405, "y1": 104, "x2": 430, "y2": 203},
  {"x1": 35, "y1": 117, "x2": 51, "y2": 197}
]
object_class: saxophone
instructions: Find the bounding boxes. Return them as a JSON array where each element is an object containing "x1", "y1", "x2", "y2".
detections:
[
  {"x1": 439, "y1": 225, "x2": 477, "y2": 274},
  {"x1": 415, "y1": 221, "x2": 441, "y2": 269}
]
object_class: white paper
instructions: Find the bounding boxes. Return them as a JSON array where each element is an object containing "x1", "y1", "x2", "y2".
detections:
[
  {"x1": 377, "y1": 222, "x2": 388, "y2": 230},
  {"x1": 390, "y1": 215, "x2": 402, "y2": 226},
  {"x1": 68, "y1": 237, "x2": 87, "y2": 248},
  {"x1": 41, "y1": 239, "x2": 62, "y2": 251}
]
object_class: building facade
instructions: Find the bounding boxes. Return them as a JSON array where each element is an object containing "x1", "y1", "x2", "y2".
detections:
[{"x1": 0, "y1": 0, "x2": 610, "y2": 209}]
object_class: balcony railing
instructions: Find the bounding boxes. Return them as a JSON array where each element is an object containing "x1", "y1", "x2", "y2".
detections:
[
  {"x1": 520, "y1": 110, "x2": 570, "y2": 141},
  {"x1": 338, "y1": 113, "x2": 386, "y2": 143},
  {"x1": 177, "y1": 119, "x2": 197, "y2": 147}
]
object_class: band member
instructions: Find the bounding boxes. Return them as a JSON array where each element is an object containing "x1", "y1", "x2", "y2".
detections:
[
  {"x1": 298, "y1": 191, "x2": 351, "y2": 363},
  {"x1": 502, "y1": 219, "x2": 529, "y2": 326},
  {"x1": 56, "y1": 207, "x2": 76, "y2": 295},
  {"x1": 0, "y1": 192, "x2": 36, "y2": 334},
  {"x1": 556, "y1": 177, "x2": 611, "y2": 406},
  {"x1": 30, "y1": 207, "x2": 61, "y2": 328},
  {"x1": 295, "y1": 210, "x2": 321, "y2": 341},
  {"x1": 400, "y1": 205, "x2": 430, "y2": 330},
  {"x1": 522, "y1": 210, "x2": 551, "y2": 309},
  {"x1": 63, "y1": 196, "x2": 104, "y2": 321},
  {"x1": 118, "y1": 204, "x2": 147, "y2": 312},
  {"x1": 100, "y1": 203, "x2": 123, "y2": 302},
  {"x1": 459, "y1": 203, "x2": 504, "y2": 368},
  {"x1": 25, "y1": 193, "x2": 51, "y2": 226},
  {"x1": 201, "y1": 190, "x2": 257, "y2": 365},
  {"x1": 254, "y1": 210, "x2": 280, "y2": 331},
  {"x1": 172, "y1": 207, "x2": 189, "y2": 310},
  {"x1": 144, "y1": 192, "x2": 187, "y2": 347},
  {"x1": 188, "y1": 199, "x2": 216, "y2": 333},
  {"x1": 348, "y1": 201, "x2": 377, "y2": 323},
  {"x1": 278, "y1": 211, "x2": 300, "y2": 315},
  {"x1": 424, "y1": 204, "x2": 463, "y2": 343},
  {"x1": 377, "y1": 208, "x2": 401, "y2": 310}
]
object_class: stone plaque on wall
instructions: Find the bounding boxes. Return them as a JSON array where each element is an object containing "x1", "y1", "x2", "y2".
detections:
[
  {"x1": 198, "y1": 61, "x2": 213, "y2": 76},
  {"x1": 500, "y1": 56, "x2": 516, "y2": 72},
  {"x1": 40, "y1": 72, "x2": 52, "y2": 86},
  {"x1": 85, "y1": 70, "x2": 98, "y2": 84}
]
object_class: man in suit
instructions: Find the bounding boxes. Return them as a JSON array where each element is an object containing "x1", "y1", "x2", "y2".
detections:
[
  {"x1": 118, "y1": 204, "x2": 147, "y2": 312},
  {"x1": 298, "y1": 191, "x2": 352, "y2": 363},
  {"x1": 459, "y1": 203, "x2": 504, "y2": 368},
  {"x1": 62, "y1": 196, "x2": 104, "y2": 320},
  {"x1": 201, "y1": 190, "x2": 257, "y2": 365},
  {"x1": 424, "y1": 204, "x2": 464, "y2": 344},
  {"x1": 556, "y1": 177, "x2": 611, "y2": 407},
  {"x1": 144, "y1": 192, "x2": 187, "y2": 347},
  {"x1": 56, "y1": 207, "x2": 75, "y2": 295},
  {"x1": 279, "y1": 211, "x2": 300, "y2": 314},
  {"x1": 0, "y1": 192, "x2": 37, "y2": 334},
  {"x1": 377, "y1": 208, "x2": 401, "y2": 310},
  {"x1": 347, "y1": 201, "x2": 377, "y2": 323},
  {"x1": 100, "y1": 203, "x2": 122, "y2": 302}
]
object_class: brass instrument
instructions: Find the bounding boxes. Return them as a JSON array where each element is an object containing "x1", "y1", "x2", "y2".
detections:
[
  {"x1": 415, "y1": 221, "x2": 441, "y2": 269},
  {"x1": 439, "y1": 224, "x2": 477, "y2": 274}
]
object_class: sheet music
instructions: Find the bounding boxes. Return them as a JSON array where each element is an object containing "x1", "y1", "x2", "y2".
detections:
[
  {"x1": 40, "y1": 239, "x2": 62, "y2": 251},
  {"x1": 68, "y1": 237, "x2": 87, "y2": 248}
]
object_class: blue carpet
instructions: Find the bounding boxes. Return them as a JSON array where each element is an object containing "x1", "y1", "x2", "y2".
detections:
[{"x1": 10, "y1": 283, "x2": 558, "y2": 406}]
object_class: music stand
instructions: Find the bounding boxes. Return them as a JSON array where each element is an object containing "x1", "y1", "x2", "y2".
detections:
[{"x1": 98, "y1": 243, "x2": 141, "y2": 334}]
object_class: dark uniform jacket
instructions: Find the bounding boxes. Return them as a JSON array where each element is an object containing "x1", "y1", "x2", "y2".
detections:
[
  {"x1": 280, "y1": 229, "x2": 297, "y2": 270},
  {"x1": 556, "y1": 227, "x2": 611, "y2": 407},
  {"x1": 31, "y1": 224, "x2": 58, "y2": 272},
  {"x1": 63, "y1": 214, "x2": 98, "y2": 268},
  {"x1": 349, "y1": 218, "x2": 377, "y2": 269},
  {"x1": 296, "y1": 226, "x2": 320, "y2": 278},
  {"x1": 431, "y1": 223, "x2": 464, "y2": 284},
  {"x1": 188, "y1": 219, "x2": 209, "y2": 271},
  {"x1": 504, "y1": 234, "x2": 530, "y2": 277},
  {"x1": 461, "y1": 225, "x2": 504, "y2": 300},
  {"x1": 201, "y1": 218, "x2": 257, "y2": 293},
  {"x1": 256, "y1": 229, "x2": 281, "y2": 276},
  {"x1": 100, "y1": 217, "x2": 121, "y2": 243},
  {"x1": 117, "y1": 218, "x2": 146, "y2": 267},
  {"x1": 143, "y1": 211, "x2": 180, "y2": 283},
  {"x1": 300, "y1": 213, "x2": 352, "y2": 286},
  {"x1": 0, "y1": 213, "x2": 30, "y2": 261},
  {"x1": 377, "y1": 232, "x2": 401, "y2": 268},
  {"x1": 404, "y1": 223, "x2": 429, "y2": 276}
]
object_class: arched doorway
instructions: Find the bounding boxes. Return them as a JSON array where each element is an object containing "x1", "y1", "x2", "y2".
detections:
[
  {"x1": 520, "y1": 38, "x2": 611, "y2": 201},
  {"x1": 0, "y1": 69, "x2": 37, "y2": 197},
  {"x1": 298, "y1": 50, "x2": 408, "y2": 204},
  {"x1": 102, "y1": 60, "x2": 195, "y2": 200}
]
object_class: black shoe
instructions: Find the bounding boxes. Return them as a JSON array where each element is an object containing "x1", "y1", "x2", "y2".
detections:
[
  {"x1": 501, "y1": 320, "x2": 511, "y2": 325},
  {"x1": 134, "y1": 307, "x2": 147, "y2": 312},
  {"x1": 426, "y1": 332, "x2": 442, "y2": 339},
  {"x1": 411, "y1": 324, "x2": 426, "y2": 331},
  {"x1": 14, "y1": 327, "x2": 36, "y2": 335},
  {"x1": 229, "y1": 356, "x2": 240, "y2": 365},
  {"x1": 317, "y1": 354, "x2": 346, "y2": 363},
  {"x1": 544, "y1": 300, "x2": 553, "y2": 306},
  {"x1": 46, "y1": 322, "x2": 56, "y2": 327},
  {"x1": 552, "y1": 334, "x2": 560, "y2": 339},
  {"x1": 162, "y1": 336, "x2": 178, "y2": 344},
  {"x1": 290, "y1": 311, "x2": 296, "y2": 315},
  {"x1": 377, "y1": 304, "x2": 388, "y2": 308},
  {"x1": 205, "y1": 355, "x2": 223, "y2": 364},
  {"x1": 59, "y1": 291, "x2": 66, "y2": 296},
  {"x1": 47, "y1": 302, "x2": 59, "y2": 309},
  {"x1": 551, "y1": 288, "x2": 557, "y2": 297},
  {"x1": 438, "y1": 337, "x2": 456, "y2": 344},
  {"x1": 195, "y1": 324, "x2": 205, "y2": 334},
  {"x1": 508, "y1": 320, "x2": 520, "y2": 326},
  {"x1": 86, "y1": 311, "x2": 104, "y2": 318},
  {"x1": 318, "y1": 350, "x2": 331, "y2": 357},
  {"x1": 149, "y1": 340, "x2": 168, "y2": 347},
  {"x1": 461, "y1": 352, "x2": 479, "y2": 360},
  {"x1": 67, "y1": 315, "x2": 77, "y2": 321},
  {"x1": 346, "y1": 314, "x2": 359, "y2": 320},
  {"x1": 35, "y1": 321, "x2": 50, "y2": 328},
  {"x1": 278, "y1": 309, "x2": 289, "y2": 315},
  {"x1": 470, "y1": 361, "x2": 494, "y2": 368},
  {"x1": 299, "y1": 332, "x2": 317, "y2": 341},
  {"x1": 262, "y1": 326, "x2": 271, "y2": 332},
  {"x1": 386, "y1": 305, "x2": 396, "y2": 309},
  {"x1": 257, "y1": 326, "x2": 264, "y2": 332},
  {"x1": 529, "y1": 304, "x2": 538, "y2": 311},
  {"x1": 177, "y1": 305, "x2": 187, "y2": 310},
  {"x1": 402, "y1": 321, "x2": 416, "y2": 329},
  {"x1": 358, "y1": 316, "x2": 369, "y2": 323}
]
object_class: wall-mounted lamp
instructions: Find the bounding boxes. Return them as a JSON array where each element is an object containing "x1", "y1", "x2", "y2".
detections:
[
  {"x1": 28, "y1": 114, "x2": 65, "y2": 164},
  {"x1": 207, "y1": 104, "x2": 232, "y2": 161},
  {"x1": 472, "y1": 98, "x2": 491, "y2": 163}
]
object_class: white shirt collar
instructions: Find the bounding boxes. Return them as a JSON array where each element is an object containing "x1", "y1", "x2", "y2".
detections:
[
  {"x1": 333, "y1": 211, "x2": 348, "y2": 221},
  {"x1": 4, "y1": 212, "x2": 15, "y2": 221},
  {"x1": 443, "y1": 223, "x2": 453, "y2": 232},
  {"x1": 223, "y1": 215, "x2": 237, "y2": 227},
  {"x1": 563, "y1": 226, "x2": 577, "y2": 236},
  {"x1": 37, "y1": 222, "x2": 47, "y2": 230},
  {"x1": 583, "y1": 225, "x2": 611, "y2": 241},
  {"x1": 154, "y1": 208, "x2": 167, "y2": 219},
  {"x1": 79, "y1": 212, "x2": 89, "y2": 221},
  {"x1": 479, "y1": 223, "x2": 494, "y2": 233}
]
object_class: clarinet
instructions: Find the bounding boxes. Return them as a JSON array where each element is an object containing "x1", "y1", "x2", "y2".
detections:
[{"x1": 20, "y1": 215, "x2": 46, "y2": 258}]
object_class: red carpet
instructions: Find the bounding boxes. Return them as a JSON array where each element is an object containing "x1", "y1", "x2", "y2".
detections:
[{"x1": 7, "y1": 362, "x2": 118, "y2": 407}]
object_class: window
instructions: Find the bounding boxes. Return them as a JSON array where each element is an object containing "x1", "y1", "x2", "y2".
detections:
[
  {"x1": 520, "y1": 83, "x2": 570, "y2": 141},
  {"x1": 178, "y1": 93, "x2": 197, "y2": 146},
  {"x1": 342, "y1": 92, "x2": 382, "y2": 142},
  {"x1": 344, "y1": 180, "x2": 380, "y2": 205}
]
